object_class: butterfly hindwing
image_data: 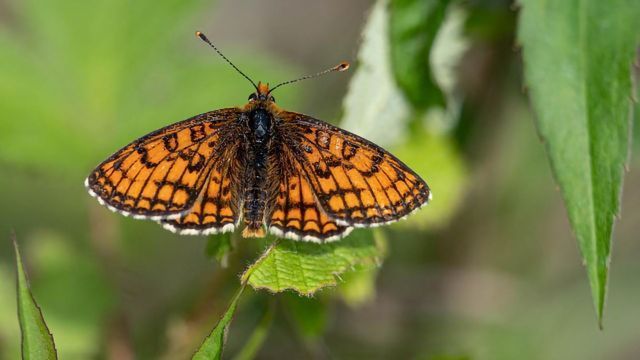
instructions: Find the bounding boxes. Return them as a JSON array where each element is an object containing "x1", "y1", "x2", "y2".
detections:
[
  {"x1": 278, "y1": 111, "x2": 430, "y2": 228},
  {"x1": 86, "y1": 108, "x2": 242, "y2": 220},
  {"x1": 160, "y1": 141, "x2": 244, "y2": 234},
  {"x1": 267, "y1": 145, "x2": 352, "y2": 242}
]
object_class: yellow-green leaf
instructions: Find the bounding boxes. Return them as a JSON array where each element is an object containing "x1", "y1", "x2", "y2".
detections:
[{"x1": 242, "y1": 231, "x2": 384, "y2": 296}]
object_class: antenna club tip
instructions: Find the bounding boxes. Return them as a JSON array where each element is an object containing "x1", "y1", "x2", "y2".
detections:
[
  {"x1": 195, "y1": 31, "x2": 207, "y2": 41},
  {"x1": 336, "y1": 61, "x2": 350, "y2": 71}
]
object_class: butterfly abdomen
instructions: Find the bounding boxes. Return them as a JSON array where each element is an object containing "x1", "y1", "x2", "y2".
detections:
[{"x1": 242, "y1": 108, "x2": 273, "y2": 237}]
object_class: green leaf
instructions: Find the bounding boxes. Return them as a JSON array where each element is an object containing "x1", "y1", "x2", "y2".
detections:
[
  {"x1": 231, "y1": 300, "x2": 274, "y2": 360},
  {"x1": 242, "y1": 231, "x2": 384, "y2": 296},
  {"x1": 518, "y1": 0, "x2": 639, "y2": 325},
  {"x1": 206, "y1": 233, "x2": 234, "y2": 268},
  {"x1": 389, "y1": 0, "x2": 449, "y2": 110},
  {"x1": 13, "y1": 236, "x2": 57, "y2": 360},
  {"x1": 192, "y1": 286, "x2": 245, "y2": 360},
  {"x1": 344, "y1": 0, "x2": 467, "y2": 138},
  {"x1": 341, "y1": 0, "x2": 412, "y2": 147}
]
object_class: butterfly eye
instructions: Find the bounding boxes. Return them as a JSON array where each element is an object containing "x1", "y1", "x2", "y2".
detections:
[
  {"x1": 248, "y1": 93, "x2": 257, "y2": 101},
  {"x1": 269, "y1": 95, "x2": 275, "y2": 102}
]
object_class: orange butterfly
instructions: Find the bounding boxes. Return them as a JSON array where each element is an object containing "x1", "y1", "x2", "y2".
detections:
[{"x1": 85, "y1": 32, "x2": 431, "y2": 243}]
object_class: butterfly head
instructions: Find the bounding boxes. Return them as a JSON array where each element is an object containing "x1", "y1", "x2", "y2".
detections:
[{"x1": 248, "y1": 82, "x2": 276, "y2": 103}]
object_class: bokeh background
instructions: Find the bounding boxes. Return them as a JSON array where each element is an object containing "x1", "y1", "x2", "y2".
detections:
[{"x1": 1, "y1": 0, "x2": 639, "y2": 359}]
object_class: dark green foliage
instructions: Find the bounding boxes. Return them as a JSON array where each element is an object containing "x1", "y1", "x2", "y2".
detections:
[{"x1": 389, "y1": 0, "x2": 449, "y2": 110}]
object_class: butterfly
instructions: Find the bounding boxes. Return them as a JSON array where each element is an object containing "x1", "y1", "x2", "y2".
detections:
[{"x1": 85, "y1": 31, "x2": 431, "y2": 243}]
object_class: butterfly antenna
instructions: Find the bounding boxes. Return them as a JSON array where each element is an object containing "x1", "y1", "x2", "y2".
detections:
[
  {"x1": 269, "y1": 62, "x2": 350, "y2": 94},
  {"x1": 195, "y1": 31, "x2": 258, "y2": 91}
]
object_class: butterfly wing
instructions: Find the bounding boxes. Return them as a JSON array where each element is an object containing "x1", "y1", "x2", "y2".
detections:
[
  {"x1": 277, "y1": 111, "x2": 431, "y2": 228},
  {"x1": 159, "y1": 138, "x2": 245, "y2": 235},
  {"x1": 85, "y1": 108, "x2": 243, "y2": 222},
  {"x1": 266, "y1": 142, "x2": 352, "y2": 242}
]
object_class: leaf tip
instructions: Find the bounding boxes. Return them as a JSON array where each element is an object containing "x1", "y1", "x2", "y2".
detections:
[
  {"x1": 12, "y1": 229, "x2": 27, "y2": 287},
  {"x1": 11, "y1": 228, "x2": 19, "y2": 258},
  {"x1": 13, "y1": 231, "x2": 58, "y2": 359}
]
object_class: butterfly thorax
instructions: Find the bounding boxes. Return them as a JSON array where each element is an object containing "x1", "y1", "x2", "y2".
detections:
[{"x1": 242, "y1": 107, "x2": 275, "y2": 237}]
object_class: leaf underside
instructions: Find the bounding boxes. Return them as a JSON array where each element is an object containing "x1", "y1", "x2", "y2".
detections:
[{"x1": 242, "y1": 231, "x2": 383, "y2": 296}]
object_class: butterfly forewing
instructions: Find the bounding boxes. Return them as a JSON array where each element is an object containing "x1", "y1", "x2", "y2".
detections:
[
  {"x1": 278, "y1": 112, "x2": 430, "y2": 228},
  {"x1": 86, "y1": 108, "x2": 242, "y2": 220}
]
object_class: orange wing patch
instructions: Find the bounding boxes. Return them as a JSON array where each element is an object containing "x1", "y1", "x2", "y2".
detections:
[
  {"x1": 268, "y1": 150, "x2": 352, "y2": 242},
  {"x1": 280, "y1": 112, "x2": 430, "y2": 227},
  {"x1": 86, "y1": 108, "x2": 241, "y2": 220}
]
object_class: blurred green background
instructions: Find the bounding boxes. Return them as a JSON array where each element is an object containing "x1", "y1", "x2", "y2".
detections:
[{"x1": 1, "y1": 0, "x2": 639, "y2": 359}]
